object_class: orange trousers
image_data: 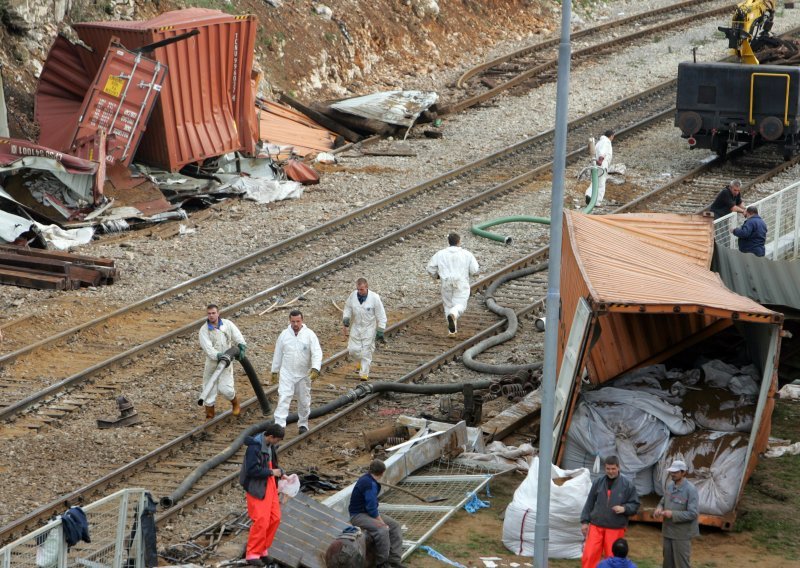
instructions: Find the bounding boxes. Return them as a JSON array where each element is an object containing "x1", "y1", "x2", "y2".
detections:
[
  {"x1": 246, "y1": 479, "x2": 281, "y2": 560},
  {"x1": 581, "y1": 525, "x2": 626, "y2": 568}
]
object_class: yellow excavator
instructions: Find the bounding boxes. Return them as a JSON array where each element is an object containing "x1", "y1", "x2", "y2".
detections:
[{"x1": 718, "y1": 0, "x2": 775, "y2": 64}]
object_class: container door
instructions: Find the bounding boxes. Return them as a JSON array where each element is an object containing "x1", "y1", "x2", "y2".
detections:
[{"x1": 552, "y1": 297, "x2": 593, "y2": 451}]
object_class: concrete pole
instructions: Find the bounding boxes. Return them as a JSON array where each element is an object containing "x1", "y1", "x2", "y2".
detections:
[{"x1": 533, "y1": 0, "x2": 571, "y2": 566}]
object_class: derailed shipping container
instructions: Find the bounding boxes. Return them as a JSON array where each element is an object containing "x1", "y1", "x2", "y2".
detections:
[
  {"x1": 71, "y1": 8, "x2": 258, "y2": 171},
  {"x1": 553, "y1": 211, "x2": 783, "y2": 529}
]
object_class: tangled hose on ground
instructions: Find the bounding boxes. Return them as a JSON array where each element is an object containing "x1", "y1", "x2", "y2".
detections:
[
  {"x1": 462, "y1": 262, "x2": 548, "y2": 375},
  {"x1": 160, "y1": 380, "x2": 493, "y2": 508}
]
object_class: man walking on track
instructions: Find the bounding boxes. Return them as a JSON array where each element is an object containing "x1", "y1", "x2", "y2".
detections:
[
  {"x1": 198, "y1": 303, "x2": 247, "y2": 420},
  {"x1": 342, "y1": 277, "x2": 387, "y2": 381},
  {"x1": 426, "y1": 233, "x2": 479, "y2": 336},
  {"x1": 271, "y1": 310, "x2": 323, "y2": 434}
]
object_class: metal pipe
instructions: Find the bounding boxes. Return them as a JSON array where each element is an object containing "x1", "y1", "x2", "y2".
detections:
[
  {"x1": 160, "y1": 380, "x2": 493, "y2": 508},
  {"x1": 535, "y1": 0, "x2": 571, "y2": 564}
]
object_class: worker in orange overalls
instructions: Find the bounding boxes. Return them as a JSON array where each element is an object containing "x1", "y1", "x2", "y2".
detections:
[
  {"x1": 580, "y1": 455, "x2": 640, "y2": 568},
  {"x1": 239, "y1": 423, "x2": 286, "y2": 566}
]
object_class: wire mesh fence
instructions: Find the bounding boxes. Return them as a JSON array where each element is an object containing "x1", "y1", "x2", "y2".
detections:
[
  {"x1": 714, "y1": 180, "x2": 800, "y2": 260},
  {"x1": 0, "y1": 489, "x2": 150, "y2": 568}
]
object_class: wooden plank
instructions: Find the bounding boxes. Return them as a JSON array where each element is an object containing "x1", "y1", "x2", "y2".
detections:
[
  {"x1": 0, "y1": 245, "x2": 116, "y2": 267},
  {"x1": 0, "y1": 266, "x2": 67, "y2": 290},
  {"x1": 481, "y1": 390, "x2": 542, "y2": 440}
]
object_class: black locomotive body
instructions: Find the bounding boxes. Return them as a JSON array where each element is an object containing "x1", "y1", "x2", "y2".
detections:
[{"x1": 675, "y1": 61, "x2": 800, "y2": 159}]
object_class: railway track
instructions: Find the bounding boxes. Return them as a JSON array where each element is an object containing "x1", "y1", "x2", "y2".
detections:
[
  {"x1": 5, "y1": 16, "x2": 800, "y2": 553},
  {"x1": 4, "y1": 104, "x2": 800, "y2": 547},
  {"x1": 0, "y1": 79, "x2": 678, "y2": 428},
  {"x1": 442, "y1": 0, "x2": 731, "y2": 114}
]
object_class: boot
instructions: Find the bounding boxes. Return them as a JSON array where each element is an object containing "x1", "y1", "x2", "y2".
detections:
[
  {"x1": 231, "y1": 396, "x2": 241, "y2": 417},
  {"x1": 205, "y1": 405, "x2": 215, "y2": 420}
]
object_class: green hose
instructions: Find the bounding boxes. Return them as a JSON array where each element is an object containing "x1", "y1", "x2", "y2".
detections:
[{"x1": 471, "y1": 166, "x2": 599, "y2": 244}]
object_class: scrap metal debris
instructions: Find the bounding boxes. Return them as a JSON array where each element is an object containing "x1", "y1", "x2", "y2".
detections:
[
  {"x1": 97, "y1": 396, "x2": 142, "y2": 428},
  {"x1": 0, "y1": 243, "x2": 116, "y2": 290}
]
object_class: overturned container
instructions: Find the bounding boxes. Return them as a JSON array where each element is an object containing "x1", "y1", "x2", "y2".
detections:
[
  {"x1": 70, "y1": 8, "x2": 258, "y2": 171},
  {"x1": 552, "y1": 211, "x2": 783, "y2": 529}
]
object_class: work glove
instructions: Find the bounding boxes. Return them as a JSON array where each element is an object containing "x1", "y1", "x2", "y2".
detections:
[
  {"x1": 271, "y1": 372, "x2": 279, "y2": 385},
  {"x1": 237, "y1": 343, "x2": 246, "y2": 360},
  {"x1": 342, "y1": 317, "x2": 350, "y2": 328},
  {"x1": 376, "y1": 329, "x2": 385, "y2": 341},
  {"x1": 215, "y1": 352, "x2": 225, "y2": 361},
  {"x1": 310, "y1": 368, "x2": 320, "y2": 382}
]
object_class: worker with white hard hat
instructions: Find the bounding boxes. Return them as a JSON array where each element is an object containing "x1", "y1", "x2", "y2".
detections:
[{"x1": 654, "y1": 459, "x2": 699, "y2": 568}]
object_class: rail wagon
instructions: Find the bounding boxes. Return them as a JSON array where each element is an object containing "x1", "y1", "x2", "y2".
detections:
[{"x1": 675, "y1": 61, "x2": 800, "y2": 159}]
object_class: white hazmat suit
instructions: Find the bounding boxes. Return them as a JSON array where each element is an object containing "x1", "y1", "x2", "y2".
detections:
[
  {"x1": 343, "y1": 290, "x2": 387, "y2": 379},
  {"x1": 427, "y1": 245, "x2": 479, "y2": 329},
  {"x1": 198, "y1": 319, "x2": 246, "y2": 406},
  {"x1": 584, "y1": 134, "x2": 613, "y2": 205},
  {"x1": 271, "y1": 324, "x2": 323, "y2": 429}
]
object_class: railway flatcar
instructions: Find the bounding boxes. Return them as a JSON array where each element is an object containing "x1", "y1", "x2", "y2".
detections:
[{"x1": 675, "y1": 61, "x2": 800, "y2": 159}]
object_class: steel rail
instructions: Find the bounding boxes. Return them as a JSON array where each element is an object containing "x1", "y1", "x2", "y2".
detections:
[
  {"x1": 0, "y1": 85, "x2": 678, "y2": 421},
  {"x1": 443, "y1": 4, "x2": 731, "y2": 115},
  {"x1": 0, "y1": 80, "x2": 674, "y2": 370},
  {"x1": 455, "y1": 0, "x2": 722, "y2": 89},
  {"x1": 5, "y1": 105, "x2": 800, "y2": 542}
]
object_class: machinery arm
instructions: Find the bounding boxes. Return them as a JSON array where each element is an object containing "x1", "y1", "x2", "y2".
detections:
[{"x1": 718, "y1": 0, "x2": 775, "y2": 64}]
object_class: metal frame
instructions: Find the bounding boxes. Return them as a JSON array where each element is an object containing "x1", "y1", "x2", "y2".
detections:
[
  {"x1": 0, "y1": 489, "x2": 148, "y2": 568},
  {"x1": 715, "y1": 179, "x2": 800, "y2": 261}
]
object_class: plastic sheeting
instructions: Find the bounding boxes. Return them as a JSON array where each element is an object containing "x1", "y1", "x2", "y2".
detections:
[
  {"x1": 502, "y1": 457, "x2": 590, "y2": 559},
  {"x1": 561, "y1": 398, "x2": 671, "y2": 495},
  {"x1": 459, "y1": 441, "x2": 535, "y2": 472},
  {"x1": 0, "y1": 208, "x2": 93, "y2": 250},
  {"x1": 225, "y1": 177, "x2": 303, "y2": 204},
  {"x1": 654, "y1": 431, "x2": 748, "y2": 516}
]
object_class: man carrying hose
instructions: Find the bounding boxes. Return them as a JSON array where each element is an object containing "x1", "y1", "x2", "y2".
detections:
[
  {"x1": 427, "y1": 233, "x2": 479, "y2": 336},
  {"x1": 584, "y1": 129, "x2": 615, "y2": 206},
  {"x1": 342, "y1": 277, "x2": 387, "y2": 381},
  {"x1": 198, "y1": 303, "x2": 247, "y2": 420}
]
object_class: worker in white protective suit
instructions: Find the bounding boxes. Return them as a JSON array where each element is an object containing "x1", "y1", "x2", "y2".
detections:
[
  {"x1": 271, "y1": 309, "x2": 323, "y2": 434},
  {"x1": 426, "y1": 233, "x2": 480, "y2": 336},
  {"x1": 584, "y1": 129, "x2": 615, "y2": 206},
  {"x1": 342, "y1": 278, "x2": 387, "y2": 381},
  {"x1": 198, "y1": 304, "x2": 247, "y2": 421}
]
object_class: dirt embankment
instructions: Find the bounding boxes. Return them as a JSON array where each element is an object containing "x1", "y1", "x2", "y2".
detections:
[{"x1": 0, "y1": 0, "x2": 555, "y2": 141}]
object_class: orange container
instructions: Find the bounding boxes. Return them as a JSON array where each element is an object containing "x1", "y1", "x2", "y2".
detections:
[{"x1": 73, "y1": 8, "x2": 258, "y2": 171}]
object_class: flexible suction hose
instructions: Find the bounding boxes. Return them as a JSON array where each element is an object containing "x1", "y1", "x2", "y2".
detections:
[
  {"x1": 462, "y1": 262, "x2": 548, "y2": 375},
  {"x1": 160, "y1": 380, "x2": 493, "y2": 508}
]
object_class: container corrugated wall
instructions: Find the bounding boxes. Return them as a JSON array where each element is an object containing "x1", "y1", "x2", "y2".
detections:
[{"x1": 74, "y1": 9, "x2": 257, "y2": 171}]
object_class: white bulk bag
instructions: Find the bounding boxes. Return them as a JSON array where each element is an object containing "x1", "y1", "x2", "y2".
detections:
[{"x1": 502, "y1": 457, "x2": 591, "y2": 559}]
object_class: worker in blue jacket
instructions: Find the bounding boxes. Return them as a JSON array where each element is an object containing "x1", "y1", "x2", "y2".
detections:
[
  {"x1": 732, "y1": 205, "x2": 767, "y2": 257},
  {"x1": 348, "y1": 460, "x2": 406, "y2": 568}
]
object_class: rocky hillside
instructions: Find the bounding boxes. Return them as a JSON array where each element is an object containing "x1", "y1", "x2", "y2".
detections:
[{"x1": 0, "y1": 0, "x2": 557, "y2": 141}]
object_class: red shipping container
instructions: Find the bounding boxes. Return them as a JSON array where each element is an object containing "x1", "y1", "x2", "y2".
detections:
[{"x1": 71, "y1": 8, "x2": 258, "y2": 171}]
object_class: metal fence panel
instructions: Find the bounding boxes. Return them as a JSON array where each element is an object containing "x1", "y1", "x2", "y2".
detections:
[
  {"x1": 0, "y1": 489, "x2": 147, "y2": 568},
  {"x1": 715, "y1": 181, "x2": 800, "y2": 261}
]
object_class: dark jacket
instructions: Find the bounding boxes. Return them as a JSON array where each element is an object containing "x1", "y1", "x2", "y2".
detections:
[
  {"x1": 597, "y1": 557, "x2": 637, "y2": 568},
  {"x1": 62, "y1": 506, "x2": 90, "y2": 547},
  {"x1": 709, "y1": 187, "x2": 742, "y2": 219},
  {"x1": 733, "y1": 214, "x2": 767, "y2": 256},
  {"x1": 348, "y1": 473, "x2": 381, "y2": 518},
  {"x1": 580, "y1": 474, "x2": 639, "y2": 529},
  {"x1": 239, "y1": 433, "x2": 281, "y2": 500}
]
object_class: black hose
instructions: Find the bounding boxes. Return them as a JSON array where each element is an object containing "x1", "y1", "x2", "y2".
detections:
[
  {"x1": 160, "y1": 380, "x2": 493, "y2": 508},
  {"x1": 462, "y1": 263, "x2": 547, "y2": 375},
  {"x1": 240, "y1": 356, "x2": 272, "y2": 415}
]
